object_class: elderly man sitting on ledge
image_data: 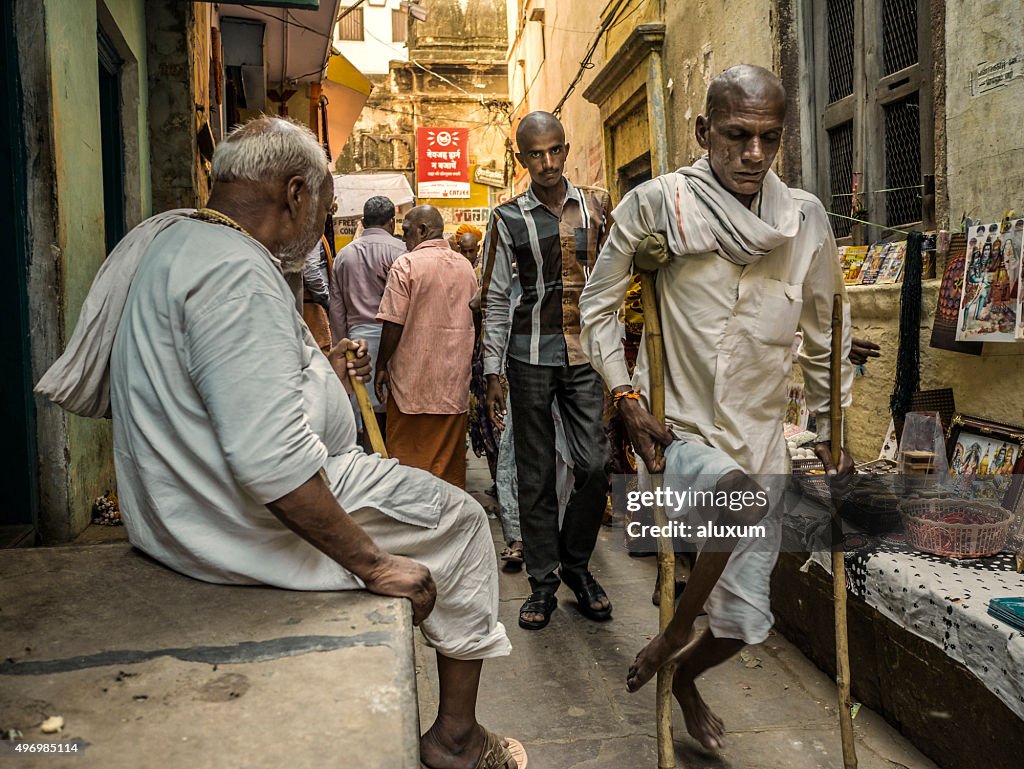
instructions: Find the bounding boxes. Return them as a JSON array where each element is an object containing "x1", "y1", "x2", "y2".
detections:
[{"x1": 36, "y1": 116, "x2": 524, "y2": 769}]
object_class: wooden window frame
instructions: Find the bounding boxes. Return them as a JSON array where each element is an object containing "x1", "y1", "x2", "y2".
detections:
[
  {"x1": 808, "y1": 0, "x2": 935, "y2": 245},
  {"x1": 337, "y1": 6, "x2": 364, "y2": 42}
]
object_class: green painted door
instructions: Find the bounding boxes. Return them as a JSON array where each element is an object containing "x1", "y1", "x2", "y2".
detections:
[{"x1": 0, "y1": 0, "x2": 39, "y2": 537}]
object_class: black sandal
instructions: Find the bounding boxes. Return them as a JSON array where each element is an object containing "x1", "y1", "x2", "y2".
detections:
[
  {"x1": 561, "y1": 570, "x2": 613, "y2": 622},
  {"x1": 518, "y1": 590, "x2": 558, "y2": 630}
]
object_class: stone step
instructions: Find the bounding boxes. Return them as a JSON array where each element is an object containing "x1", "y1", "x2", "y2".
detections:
[{"x1": 0, "y1": 543, "x2": 419, "y2": 768}]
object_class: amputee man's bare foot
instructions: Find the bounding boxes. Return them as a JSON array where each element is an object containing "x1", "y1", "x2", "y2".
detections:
[
  {"x1": 673, "y1": 677, "x2": 726, "y2": 750},
  {"x1": 625, "y1": 626, "x2": 693, "y2": 692}
]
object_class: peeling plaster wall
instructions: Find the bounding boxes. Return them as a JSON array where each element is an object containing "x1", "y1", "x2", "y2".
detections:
[
  {"x1": 37, "y1": 0, "x2": 152, "y2": 539},
  {"x1": 339, "y1": 0, "x2": 509, "y2": 185},
  {"x1": 662, "y1": 0, "x2": 774, "y2": 170},
  {"x1": 505, "y1": 0, "x2": 607, "y2": 190},
  {"x1": 147, "y1": 0, "x2": 205, "y2": 212},
  {"x1": 944, "y1": 2, "x2": 1024, "y2": 222}
]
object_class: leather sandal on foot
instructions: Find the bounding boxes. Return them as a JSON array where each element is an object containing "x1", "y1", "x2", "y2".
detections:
[
  {"x1": 499, "y1": 543, "x2": 524, "y2": 570},
  {"x1": 518, "y1": 590, "x2": 557, "y2": 630},
  {"x1": 561, "y1": 570, "x2": 613, "y2": 622},
  {"x1": 421, "y1": 729, "x2": 528, "y2": 769}
]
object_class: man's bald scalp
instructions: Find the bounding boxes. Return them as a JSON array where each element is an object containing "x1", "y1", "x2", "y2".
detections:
[
  {"x1": 406, "y1": 205, "x2": 445, "y2": 239},
  {"x1": 515, "y1": 111, "x2": 565, "y2": 150},
  {"x1": 705, "y1": 65, "x2": 787, "y2": 119}
]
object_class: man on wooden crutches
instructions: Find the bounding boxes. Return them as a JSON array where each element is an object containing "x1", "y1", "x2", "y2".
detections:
[{"x1": 580, "y1": 64, "x2": 855, "y2": 759}]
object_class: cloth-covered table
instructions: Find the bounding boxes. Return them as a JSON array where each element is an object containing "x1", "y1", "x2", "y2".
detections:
[{"x1": 803, "y1": 529, "x2": 1024, "y2": 720}]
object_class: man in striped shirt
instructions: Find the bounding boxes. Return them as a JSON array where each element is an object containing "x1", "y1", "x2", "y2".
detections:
[{"x1": 480, "y1": 111, "x2": 614, "y2": 630}]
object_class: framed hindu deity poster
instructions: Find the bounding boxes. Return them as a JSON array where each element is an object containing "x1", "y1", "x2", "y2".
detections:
[
  {"x1": 946, "y1": 414, "x2": 1024, "y2": 513},
  {"x1": 956, "y1": 221, "x2": 1020, "y2": 342}
]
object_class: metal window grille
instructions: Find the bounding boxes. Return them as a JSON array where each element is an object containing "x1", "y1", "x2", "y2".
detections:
[
  {"x1": 883, "y1": 92, "x2": 922, "y2": 227},
  {"x1": 827, "y1": 122, "x2": 855, "y2": 238},
  {"x1": 826, "y1": 0, "x2": 855, "y2": 103},
  {"x1": 882, "y1": 0, "x2": 918, "y2": 75},
  {"x1": 337, "y1": 7, "x2": 364, "y2": 41}
]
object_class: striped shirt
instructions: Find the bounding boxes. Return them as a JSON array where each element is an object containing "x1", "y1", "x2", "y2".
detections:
[{"x1": 480, "y1": 180, "x2": 612, "y2": 375}]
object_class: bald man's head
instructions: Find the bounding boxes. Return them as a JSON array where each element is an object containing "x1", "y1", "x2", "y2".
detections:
[
  {"x1": 515, "y1": 111, "x2": 570, "y2": 190},
  {"x1": 456, "y1": 231, "x2": 480, "y2": 263},
  {"x1": 705, "y1": 65, "x2": 787, "y2": 120},
  {"x1": 695, "y1": 65, "x2": 788, "y2": 206},
  {"x1": 402, "y1": 205, "x2": 445, "y2": 251}
]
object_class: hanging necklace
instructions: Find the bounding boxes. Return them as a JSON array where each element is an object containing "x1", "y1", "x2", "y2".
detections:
[{"x1": 190, "y1": 207, "x2": 253, "y2": 238}]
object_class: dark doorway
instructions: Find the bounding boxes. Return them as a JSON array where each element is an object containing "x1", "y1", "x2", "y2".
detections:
[
  {"x1": 98, "y1": 28, "x2": 126, "y2": 254},
  {"x1": 618, "y1": 151, "x2": 652, "y2": 198},
  {"x1": 0, "y1": 2, "x2": 39, "y2": 544}
]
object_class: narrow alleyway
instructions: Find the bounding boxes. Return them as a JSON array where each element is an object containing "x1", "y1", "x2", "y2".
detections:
[{"x1": 416, "y1": 454, "x2": 940, "y2": 769}]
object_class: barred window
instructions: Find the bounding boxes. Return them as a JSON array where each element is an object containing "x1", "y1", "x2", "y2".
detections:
[{"x1": 809, "y1": 0, "x2": 933, "y2": 243}]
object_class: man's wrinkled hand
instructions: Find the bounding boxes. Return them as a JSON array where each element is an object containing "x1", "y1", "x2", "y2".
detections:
[
  {"x1": 362, "y1": 554, "x2": 437, "y2": 625},
  {"x1": 327, "y1": 338, "x2": 370, "y2": 393},
  {"x1": 485, "y1": 375, "x2": 506, "y2": 431},
  {"x1": 814, "y1": 441, "x2": 856, "y2": 496},
  {"x1": 618, "y1": 398, "x2": 674, "y2": 473},
  {"x1": 374, "y1": 368, "x2": 390, "y2": 405}
]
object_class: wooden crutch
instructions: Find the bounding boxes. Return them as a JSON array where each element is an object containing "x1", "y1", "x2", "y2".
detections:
[
  {"x1": 639, "y1": 272, "x2": 675, "y2": 769},
  {"x1": 346, "y1": 349, "x2": 388, "y2": 457},
  {"x1": 829, "y1": 294, "x2": 857, "y2": 769}
]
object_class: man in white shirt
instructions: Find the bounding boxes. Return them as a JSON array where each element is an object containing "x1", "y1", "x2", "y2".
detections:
[
  {"x1": 580, "y1": 65, "x2": 853, "y2": 750},
  {"x1": 105, "y1": 118, "x2": 522, "y2": 769}
]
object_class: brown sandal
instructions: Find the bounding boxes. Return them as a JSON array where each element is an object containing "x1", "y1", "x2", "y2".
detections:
[
  {"x1": 421, "y1": 729, "x2": 527, "y2": 769},
  {"x1": 499, "y1": 542, "x2": 524, "y2": 569}
]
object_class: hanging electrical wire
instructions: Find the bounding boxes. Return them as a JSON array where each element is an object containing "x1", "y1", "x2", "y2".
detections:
[{"x1": 551, "y1": 0, "x2": 650, "y2": 116}]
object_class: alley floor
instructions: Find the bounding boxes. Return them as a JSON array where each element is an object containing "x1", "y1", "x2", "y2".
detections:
[{"x1": 415, "y1": 454, "x2": 941, "y2": 769}]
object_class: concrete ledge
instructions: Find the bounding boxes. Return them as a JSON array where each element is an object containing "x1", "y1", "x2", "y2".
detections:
[
  {"x1": 772, "y1": 551, "x2": 1023, "y2": 769},
  {"x1": 0, "y1": 544, "x2": 418, "y2": 768}
]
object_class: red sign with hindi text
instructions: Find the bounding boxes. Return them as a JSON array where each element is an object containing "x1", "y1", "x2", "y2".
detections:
[{"x1": 416, "y1": 127, "x2": 470, "y2": 198}]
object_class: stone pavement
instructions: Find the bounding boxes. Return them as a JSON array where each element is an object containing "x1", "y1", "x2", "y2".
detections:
[
  {"x1": 415, "y1": 454, "x2": 940, "y2": 769},
  {"x1": 0, "y1": 544, "x2": 419, "y2": 769}
]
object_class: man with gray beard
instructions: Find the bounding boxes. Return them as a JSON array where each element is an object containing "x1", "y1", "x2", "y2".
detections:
[{"x1": 42, "y1": 117, "x2": 524, "y2": 769}]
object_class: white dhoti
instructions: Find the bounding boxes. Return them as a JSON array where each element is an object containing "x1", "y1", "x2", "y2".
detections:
[
  {"x1": 339, "y1": 472, "x2": 511, "y2": 661},
  {"x1": 640, "y1": 440, "x2": 783, "y2": 646}
]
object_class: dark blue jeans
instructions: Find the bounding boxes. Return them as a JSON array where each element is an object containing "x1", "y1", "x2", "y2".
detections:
[{"x1": 506, "y1": 357, "x2": 610, "y2": 593}]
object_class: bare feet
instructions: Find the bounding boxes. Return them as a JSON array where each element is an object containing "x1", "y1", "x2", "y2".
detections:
[
  {"x1": 673, "y1": 677, "x2": 726, "y2": 750},
  {"x1": 625, "y1": 628, "x2": 691, "y2": 692},
  {"x1": 419, "y1": 722, "x2": 486, "y2": 769}
]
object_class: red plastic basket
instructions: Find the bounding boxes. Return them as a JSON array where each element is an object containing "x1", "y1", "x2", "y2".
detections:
[{"x1": 898, "y1": 499, "x2": 1013, "y2": 558}]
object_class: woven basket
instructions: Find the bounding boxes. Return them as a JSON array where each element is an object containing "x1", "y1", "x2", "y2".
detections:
[{"x1": 898, "y1": 499, "x2": 1013, "y2": 558}]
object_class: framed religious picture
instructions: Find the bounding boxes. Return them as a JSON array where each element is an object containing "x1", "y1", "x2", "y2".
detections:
[{"x1": 946, "y1": 415, "x2": 1024, "y2": 515}]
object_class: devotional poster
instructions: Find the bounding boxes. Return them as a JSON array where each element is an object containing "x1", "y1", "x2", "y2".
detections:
[
  {"x1": 956, "y1": 221, "x2": 1019, "y2": 342},
  {"x1": 929, "y1": 233, "x2": 983, "y2": 354}
]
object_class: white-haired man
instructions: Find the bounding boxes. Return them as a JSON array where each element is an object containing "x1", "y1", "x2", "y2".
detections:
[{"x1": 39, "y1": 117, "x2": 524, "y2": 769}]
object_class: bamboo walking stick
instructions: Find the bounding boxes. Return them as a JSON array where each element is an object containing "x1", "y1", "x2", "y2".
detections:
[
  {"x1": 346, "y1": 349, "x2": 388, "y2": 458},
  {"x1": 829, "y1": 294, "x2": 856, "y2": 769},
  {"x1": 640, "y1": 272, "x2": 675, "y2": 769}
]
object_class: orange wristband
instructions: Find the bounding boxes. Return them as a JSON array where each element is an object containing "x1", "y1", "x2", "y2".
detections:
[{"x1": 612, "y1": 390, "x2": 641, "y2": 407}]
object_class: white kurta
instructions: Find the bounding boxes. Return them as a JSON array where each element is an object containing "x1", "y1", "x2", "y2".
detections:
[
  {"x1": 110, "y1": 219, "x2": 510, "y2": 659},
  {"x1": 580, "y1": 182, "x2": 853, "y2": 476}
]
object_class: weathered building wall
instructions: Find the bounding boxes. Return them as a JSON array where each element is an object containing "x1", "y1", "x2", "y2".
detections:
[
  {"x1": 36, "y1": 0, "x2": 152, "y2": 539},
  {"x1": 147, "y1": 0, "x2": 206, "y2": 212},
  {"x1": 338, "y1": 0, "x2": 509, "y2": 217},
  {"x1": 943, "y1": 2, "x2": 1024, "y2": 223},
  {"x1": 661, "y1": 0, "x2": 775, "y2": 170}
]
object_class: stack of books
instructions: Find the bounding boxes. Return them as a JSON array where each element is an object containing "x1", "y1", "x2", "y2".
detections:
[
  {"x1": 987, "y1": 597, "x2": 1024, "y2": 632},
  {"x1": 839, "y1": 240, "x2": 908, "y2": 285}
]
